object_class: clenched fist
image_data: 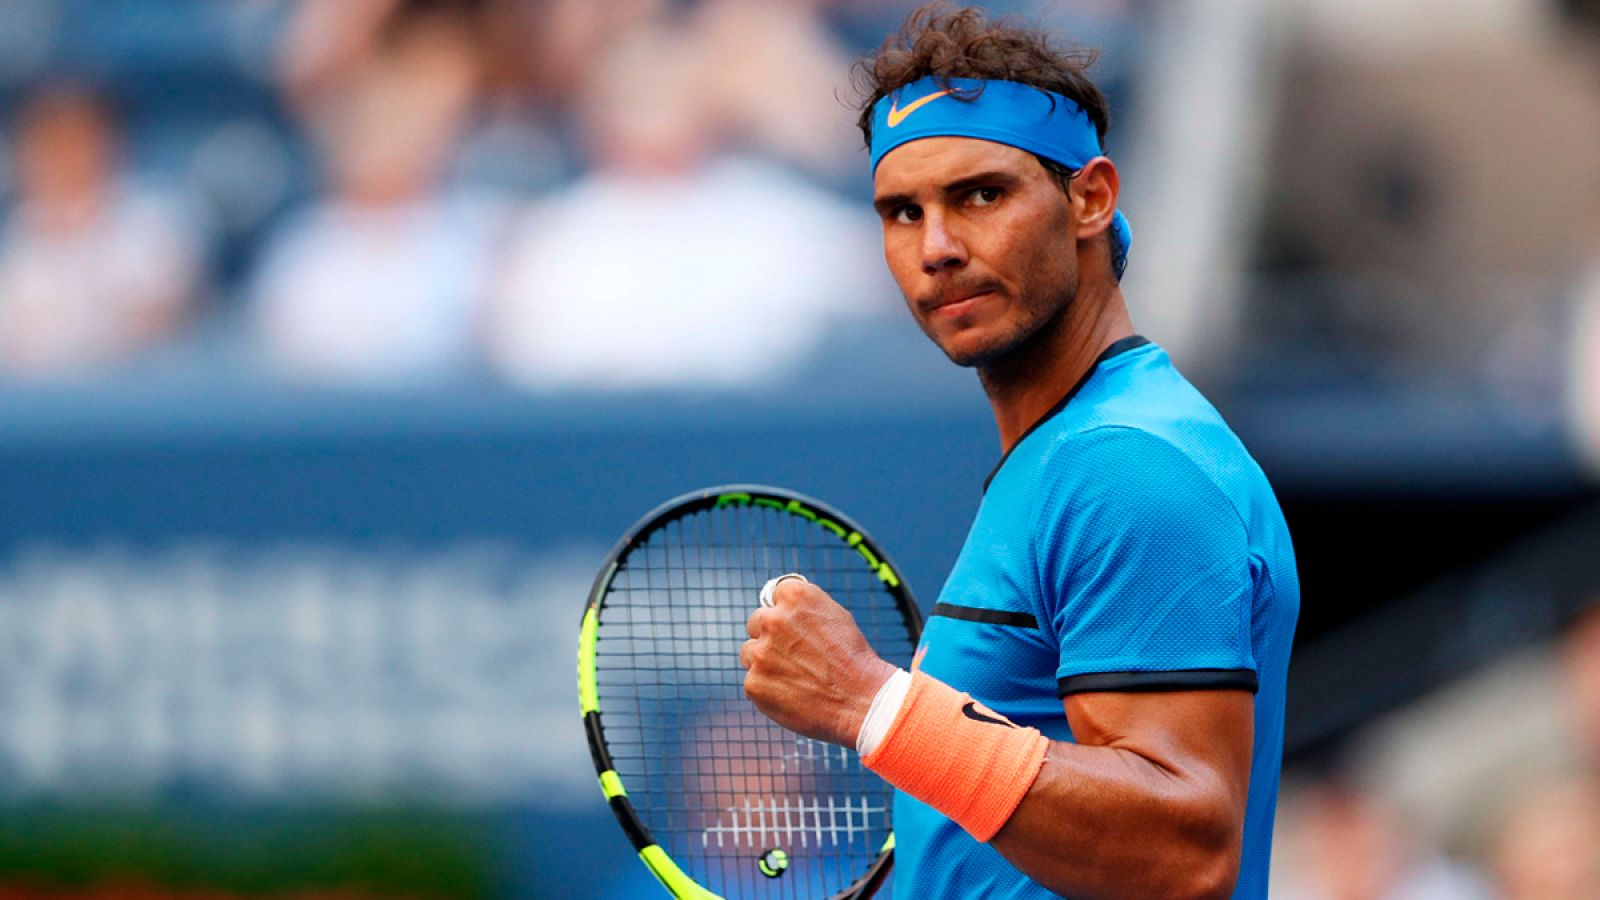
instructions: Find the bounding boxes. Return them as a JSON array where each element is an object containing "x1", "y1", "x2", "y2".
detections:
[{"x1": 739, "y1": 576, "x2": 898, "y2": 747}]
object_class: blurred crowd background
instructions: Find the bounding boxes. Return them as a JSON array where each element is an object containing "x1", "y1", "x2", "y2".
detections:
[{"x1": 2, "y1": 0, "x2": 1600, "y2": 897}]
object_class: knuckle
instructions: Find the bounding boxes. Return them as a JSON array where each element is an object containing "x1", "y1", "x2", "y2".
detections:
[
  {"x1": 759, "y1": 609, "x2": 788, "y2": 634},
  {"x1": 774, "y1": 581, "x2": 810, "y2": 605}
]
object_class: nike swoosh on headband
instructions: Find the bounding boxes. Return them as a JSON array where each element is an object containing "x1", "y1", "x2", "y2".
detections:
[{"x1": 886, "y1": 88, "x2": 951, "y2": 128}]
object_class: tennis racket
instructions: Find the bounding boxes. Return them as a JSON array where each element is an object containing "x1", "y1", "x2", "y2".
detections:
[{"x1": 577, "y1": 485, "x2": 923, "y2": 899}]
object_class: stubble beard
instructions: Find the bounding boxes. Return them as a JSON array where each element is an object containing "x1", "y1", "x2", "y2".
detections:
[{"x1": 926, "y1": 279, "x2": 1078, "y2": 370}]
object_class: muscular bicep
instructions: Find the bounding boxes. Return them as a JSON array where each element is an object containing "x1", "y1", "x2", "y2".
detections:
[
  {"x1": 1063, "y1": 689, "x2": 1254, "y2": 808},
  {"x1": 987, "y1": 689, "x2": 1255, "y2": 897}
]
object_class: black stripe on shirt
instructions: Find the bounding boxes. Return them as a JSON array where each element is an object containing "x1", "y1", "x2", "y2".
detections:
[
  {"x1": 1057, "y1": 669, "x2": 1259, "y2": 697},
  {"x1": 930, "y1": 603, "x2": 1039, "y2": 629}
]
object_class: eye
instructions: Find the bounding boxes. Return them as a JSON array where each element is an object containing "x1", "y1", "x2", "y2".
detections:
[
  {"x1": 969, "y1": 186, "x2": 1001, "y2": 206},
  {"x1": 893, "y1": 205, "x2": 923, "y2": 225}
]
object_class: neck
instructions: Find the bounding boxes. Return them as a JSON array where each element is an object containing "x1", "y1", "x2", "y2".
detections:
[{"x1": 978, "y1": 276, "x2": 1135, "y2": 454}]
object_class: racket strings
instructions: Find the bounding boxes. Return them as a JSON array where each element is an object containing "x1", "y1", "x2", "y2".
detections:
[{"x1": 593, "y1": 503, "x2": 916, "y2": 898}]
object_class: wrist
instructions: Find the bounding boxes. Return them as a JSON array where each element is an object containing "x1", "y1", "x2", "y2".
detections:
[
  {"x1": 856, "y1": 666, "x2": 912, "y2": 755},
  {"x1": 860, "y1": 670, "x2": 1049, "y2": 842},
  {"x1": 841, "y1": 658, "x2": 900, "y2": 747}
]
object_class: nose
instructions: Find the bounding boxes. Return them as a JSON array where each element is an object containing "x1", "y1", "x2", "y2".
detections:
[{"x1": 919, "y1": 209, "x2": 967, "y2": 275}]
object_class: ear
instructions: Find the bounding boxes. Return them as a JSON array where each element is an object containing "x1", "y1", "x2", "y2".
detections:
[{"x1": 1072, "y1": 156, "x2": 1120, "y2": 241}]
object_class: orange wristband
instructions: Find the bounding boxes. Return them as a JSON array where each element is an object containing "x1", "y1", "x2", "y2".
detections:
[{"x1": 860, "y1": 670, "x2": 1048, "y2": 842}]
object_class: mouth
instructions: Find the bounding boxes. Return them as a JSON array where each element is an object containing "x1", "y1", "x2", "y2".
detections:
[{"x1": 926, "y1": 288, "x2": 998, "y2": 319}]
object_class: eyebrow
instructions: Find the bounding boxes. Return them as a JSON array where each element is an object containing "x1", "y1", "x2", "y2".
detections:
[{"x1": 872, "y1": 169, "x2": 1024, "y2": 216}]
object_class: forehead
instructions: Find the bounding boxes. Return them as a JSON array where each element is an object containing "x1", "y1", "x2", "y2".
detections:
[{"x1": 872, "y1": 137, "x2": 1039, "y2": 196}]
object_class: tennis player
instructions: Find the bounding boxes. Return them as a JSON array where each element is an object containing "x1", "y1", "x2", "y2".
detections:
[{"x1": 739, "y1": 6, "x2": 1299, "y2": 899}]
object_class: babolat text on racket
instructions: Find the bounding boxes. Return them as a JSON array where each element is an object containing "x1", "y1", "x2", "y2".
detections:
[{"x1": 577, "y1": 485, "x2": 923, "y2": 899}]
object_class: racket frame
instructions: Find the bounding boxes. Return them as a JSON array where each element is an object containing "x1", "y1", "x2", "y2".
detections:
[{"x1": 578, "y1": 484, "x2": 923, "y2": 900}]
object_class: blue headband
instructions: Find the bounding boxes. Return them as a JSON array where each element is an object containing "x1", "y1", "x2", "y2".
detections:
[{"x1": 869, "y1": 77, "x2": 1131, "y2": 278}]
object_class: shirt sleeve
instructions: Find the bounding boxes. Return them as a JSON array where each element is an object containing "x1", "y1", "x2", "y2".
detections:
[{"x1": 1034, "y1": 426, "x2": 1259, "y2": 697}]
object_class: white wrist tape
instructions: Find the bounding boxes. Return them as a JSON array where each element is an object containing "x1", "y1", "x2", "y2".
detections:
[{"x1": 855, "y1": 666, "x2": 912, "y2": 756}]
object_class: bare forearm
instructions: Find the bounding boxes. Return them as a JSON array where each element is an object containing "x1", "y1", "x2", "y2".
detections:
[{"x1": 989, "y1": 740, "x2": 1242, "y2": 900}]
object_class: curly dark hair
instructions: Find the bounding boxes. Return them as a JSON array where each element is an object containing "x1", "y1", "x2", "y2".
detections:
[{"x1": 851, "y1": 3, "x2": 1110, "y2": 153}]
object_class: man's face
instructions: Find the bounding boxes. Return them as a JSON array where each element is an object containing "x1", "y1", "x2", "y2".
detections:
[{"x1": 873, "y1": 137, "x2": 1079, "y2": 368}]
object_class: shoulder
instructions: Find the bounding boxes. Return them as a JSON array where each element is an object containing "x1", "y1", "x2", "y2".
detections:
[
  {"x1": 1020, "y1": 424, "x2": 1252, "y2": 583},
  {"x1": 987, "y1": 340, "x2": 1265, "y2": 529},
  {"x1": 1042, "y1": 425, "x2": 1240, "y2": 517}
]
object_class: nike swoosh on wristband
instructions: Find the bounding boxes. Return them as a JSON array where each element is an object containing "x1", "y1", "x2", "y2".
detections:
[
  {"x1": 960, "y1": 701, "x2": 1016, "y2": 728},
  {"x1": 886, "y1": 89, "x2": 951, "y2": 127}
]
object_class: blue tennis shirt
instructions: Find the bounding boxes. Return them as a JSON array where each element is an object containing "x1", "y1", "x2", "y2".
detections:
[{"x1": 894, "y1": 336, "x2": 1299, "y2": 900}]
